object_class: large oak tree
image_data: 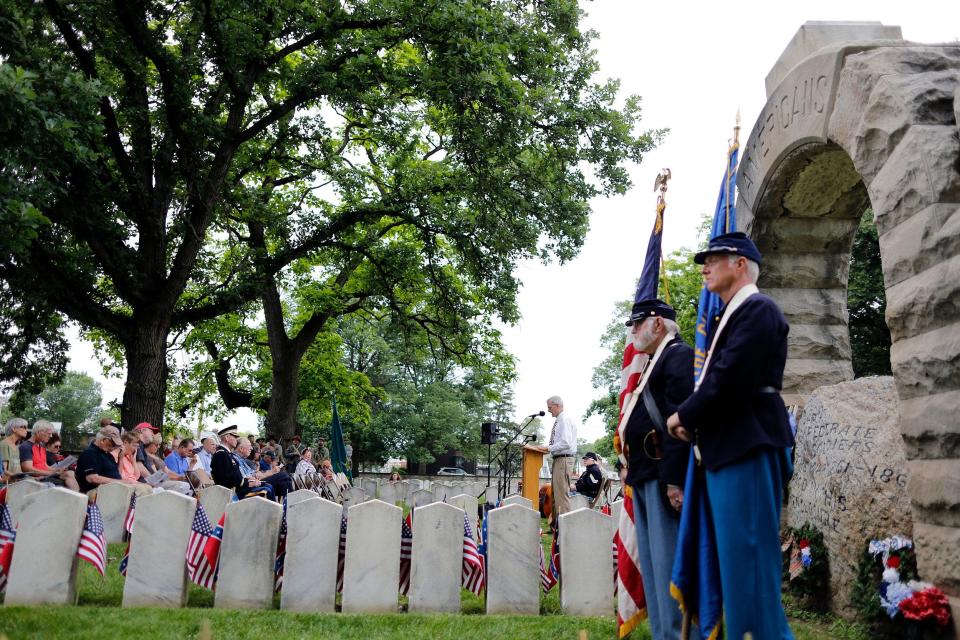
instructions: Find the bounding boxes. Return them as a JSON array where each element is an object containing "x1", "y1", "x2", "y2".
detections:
[{"x1": 1, "y1": 0, "x2": 660, "y2": 429}]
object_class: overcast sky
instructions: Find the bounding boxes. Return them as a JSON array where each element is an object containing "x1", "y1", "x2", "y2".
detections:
[{"x1": 66, "y1": 2, "x2": 959, "y2": 440}]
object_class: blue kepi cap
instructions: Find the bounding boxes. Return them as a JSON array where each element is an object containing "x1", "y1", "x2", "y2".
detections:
[
  {"x1": 693, "y1": 231, "x2": 762, "y2": 265},
  {"x1": 625, "y1": 299, "x2": 677, "y2": 326}
]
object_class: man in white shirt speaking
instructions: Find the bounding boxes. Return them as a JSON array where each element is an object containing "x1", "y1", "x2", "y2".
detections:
[{"x1": 545, "y1": 395, "x2": 577, "y2": 526}]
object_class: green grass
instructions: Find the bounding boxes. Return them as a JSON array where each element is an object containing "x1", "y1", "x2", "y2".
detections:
[{"x1": 0, "y1": 542, "x2": 868, "y2": 640}]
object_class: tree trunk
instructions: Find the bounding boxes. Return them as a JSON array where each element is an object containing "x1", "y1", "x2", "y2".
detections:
[
  {"x1": 265, "y1": 344, "x2": 300, "y2": 441},
  {"x1": 120, "y1": 318, "x2": 170, "y2": 431}
]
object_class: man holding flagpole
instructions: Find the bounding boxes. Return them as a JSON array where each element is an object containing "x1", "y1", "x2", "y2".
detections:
[
  {"x1": 667, "y1": 231, "x2": 795, "y2": 640},
  {"x1": 620, "y1": 298, "x2": 693, "y2": 640}
]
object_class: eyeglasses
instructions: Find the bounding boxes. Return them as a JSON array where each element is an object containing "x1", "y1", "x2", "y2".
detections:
[{"x1": 51, "y1": 444, "x2": 62, "y2": 450}]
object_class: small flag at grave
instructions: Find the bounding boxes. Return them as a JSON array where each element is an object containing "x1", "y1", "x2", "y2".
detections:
[
  {"x1": 77, "y1": 503, "x2": 107, "y2": 576},
  {"x1": 462, "y1": 512, "x2": 484, "y2": 595},
  {"x1": 187, "y1": 505, "x2": 223, "y2": 590},
  {"x1": 0, "y1": 504, "x2": 16, "y2": 592},
  {"x1": 275, "y1": 497, "x2": 287, "y2": 591},
  {"x1": 399, "y1": 512, "x2": 413, "y2": 595},
  {"x1": 336, "y1": 514, "x2": 348, "y2": 593}
]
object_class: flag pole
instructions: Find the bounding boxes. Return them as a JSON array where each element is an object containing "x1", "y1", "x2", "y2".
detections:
[{"x1": 653, "y1": 168, "x2": 672, "y2": 303}]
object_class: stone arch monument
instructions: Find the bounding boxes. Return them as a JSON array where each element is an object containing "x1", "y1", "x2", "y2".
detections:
[{"x1": 737, "y1": 22, "x2": 960, "y2": 617}]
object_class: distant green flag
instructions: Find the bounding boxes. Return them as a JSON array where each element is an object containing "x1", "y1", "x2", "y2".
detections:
[{"x1": 330, "y1": 396, "x2": 352, "y2": 481}]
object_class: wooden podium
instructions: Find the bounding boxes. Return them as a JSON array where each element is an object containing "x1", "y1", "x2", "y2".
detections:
[{"x1": 521, "y1": 445, "x2": 547, "y2": 506}]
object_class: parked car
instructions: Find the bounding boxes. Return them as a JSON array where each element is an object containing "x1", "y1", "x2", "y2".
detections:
[{"x1": 436, "y1": 467, "x2": 469, "y2": 476}]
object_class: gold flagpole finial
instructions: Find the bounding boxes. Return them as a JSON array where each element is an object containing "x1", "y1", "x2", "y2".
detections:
[
  {"x1": 653, "y1": 168, "x2": 671, "y2": 196},
  {"x1": 732, "y1": 108, "x2": 741, "y2": 147}
]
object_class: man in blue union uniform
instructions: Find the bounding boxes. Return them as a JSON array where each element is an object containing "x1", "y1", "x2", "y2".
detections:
[{"x1": 666, "y1": 231, "x2": 795, "y2": 640}]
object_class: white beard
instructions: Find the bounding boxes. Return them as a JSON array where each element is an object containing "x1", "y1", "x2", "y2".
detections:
[{"x1": 631, "y1": 321, "x2": 658, "y2": 352}]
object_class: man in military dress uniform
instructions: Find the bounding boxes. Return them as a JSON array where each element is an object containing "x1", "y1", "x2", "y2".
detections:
[
  {"x1": 619, "y1": 298, "x2": 693, "y2": 640},
  {"x1": 211, "y1": 424, "x2": 274, "y2": 500},
  {"x1": 666, "y1": 232, "x2": 794, "y2": 640}
]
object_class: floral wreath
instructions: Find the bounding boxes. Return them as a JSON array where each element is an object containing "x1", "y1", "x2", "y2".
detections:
[{"x1": 869, "y1": 535, "x2": 951, "y2": 626}]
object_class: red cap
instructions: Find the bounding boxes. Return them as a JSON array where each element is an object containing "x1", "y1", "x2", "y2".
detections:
[{"x1": 133, "y1": 422, "x2": 159, "y2": 432}]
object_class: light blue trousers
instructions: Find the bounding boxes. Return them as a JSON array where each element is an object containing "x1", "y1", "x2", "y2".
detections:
[
  {"x1": 632, "y1": 479, "x2": 683, "y2": 640},
  {"x1": 706, "y1": 447, "x2": 794, "y2": 640}
]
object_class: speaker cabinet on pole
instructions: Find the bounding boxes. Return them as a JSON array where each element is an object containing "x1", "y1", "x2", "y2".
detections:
[{"x1": 481, "y1": 422, "x2": 497, "y2": 445}]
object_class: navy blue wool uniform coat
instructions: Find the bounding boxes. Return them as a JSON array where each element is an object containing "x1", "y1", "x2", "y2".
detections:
[
  {"x1": 624, "y1": 335, "x2": 694, "y2": 488},
  {"x1": 676, "y1": 293, "x2": 795, "y2": 470},
  {"x1": 210, "y1": 445, "x2": 245, "y2": 490}
]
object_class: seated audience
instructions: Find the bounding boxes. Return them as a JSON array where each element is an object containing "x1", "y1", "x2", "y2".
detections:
[
  {"x1": 211, "y1": 425, "x2": 275, "y2": 500},
  {"x1": 574, "y1": 451, "x2": 604, "y2": 500},
  {"x1": 235, "y1": 438, "x2": 293, "y2": 499},
  {"x1": 76, "y1": 426, "x2": 139, "y2": 496},
  {"x1": 295, "y1": 448, "x2": 316, "y2": 477},
  {"x1": 118, "y1": 432, "x2": 153, "y2": 496},
  {"x1": 1, "y1": 418, "x2": 28, "y2": 482},
  {"x1": 44, "y1": 433, "x2": 66, "y2": 465},
  {"x1": 197, "y1": 433, "x2": 217, "y2": 474},
  {"x1": 19, "y1": 419, "x2": 79, "y2": 491}
]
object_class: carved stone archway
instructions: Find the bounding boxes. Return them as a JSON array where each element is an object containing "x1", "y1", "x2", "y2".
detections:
[{"x1": 737, "y1": 22, "x2": 960, "y2": 620}]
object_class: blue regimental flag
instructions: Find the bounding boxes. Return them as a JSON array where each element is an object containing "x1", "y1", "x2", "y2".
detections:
[{"x1": 670, "y1": 142, "x2": 738, "y2": 640}]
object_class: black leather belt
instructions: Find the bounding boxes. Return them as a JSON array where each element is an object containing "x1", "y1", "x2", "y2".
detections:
[
  {"x1": 758, "y1": 386, "x2": 780, "y2": 393},
  {"x1": 553, "y1": 454, "x2": 574, "y2": 458}
]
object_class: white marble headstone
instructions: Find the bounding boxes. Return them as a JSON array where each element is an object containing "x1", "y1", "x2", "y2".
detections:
[
  {"x1": 447, "y1": 493, "x2": 478, "y2": 531},
  {"x1": 558, "y1": 508, "x2": 614, "y2": 616},
  {"x1": 431, "y1": 483, "x2": 447, "y2": 503},
  {"x1": 341, "y1": 499, "x2": 401, "y2": 613},
  {"x1": 342, "y1": 486, "x2": 367, "y2": 508},
  {"x1": 409, "y1": 502, "x2": 464, "y2": 613},
  {"x1": 569, "y1": 494, "x2": 590, "y2": 512},
  {"x1": 198, "y1": 484, "x2": 233, "y2": 523},
  {"x1": 6, "y1": 478, "x2": 48, "y2": 526},
  {"x1": 412, "y1": 489, "x2": 434, "y2": 508},
  {"x1": 485, "y1": 503, "x2": 540, "y2": 615},
  {"x1": 281, "y1": 496, "x2": 342, "y2": 612},
  {"x1": 378, "y1": 482, "x2": 399, "y2": 506},
  {"x1": 501, "y1": 494, "x2": 533, "y2": 510},
  {"x1": 285, "y1": 489, "x2": 319, "y2": 507},
  {"x1": 214, "y1": 496, "x2": 283, "y2": 609},
  {"x1": 97, "y1": 482, "x2": 136, "y2": 544},
  {"x1": 122, "y1": 491, "x2": 197, "y2": 608},
  {"x1": 4, "y1": 488, "x2": 88, "y2": 605}
]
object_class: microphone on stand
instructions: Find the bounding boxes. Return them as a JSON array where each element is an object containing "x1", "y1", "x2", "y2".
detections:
[{"x1": 526, "y1": 410, "x2": 546, "y2": 418}]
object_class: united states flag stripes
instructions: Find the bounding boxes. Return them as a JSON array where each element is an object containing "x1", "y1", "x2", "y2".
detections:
[
  {"x1": 186, "y1": 505, "x2": 223, "y2": 590},
  {"x1": 124, "y1": 493, "x2": 137, "y2": 538},
  {"x1": 461, "y1": 512, "x2": 484, "y2": 595},
  {"x1": 77, "y1": 503, "x2": 107, "y2": 576},
  {"x1": 336, "y1": 514, "x2": 347, "y2": 593},
  {"x1": 398, "y1": 512, "x2": 413, "y2": 596},
  {"x1": 274, "y1": 498, "x2": 287, "y2": 592},
  {"x1": 0, "y1": 504, "x2": 16, "y2": 593}
]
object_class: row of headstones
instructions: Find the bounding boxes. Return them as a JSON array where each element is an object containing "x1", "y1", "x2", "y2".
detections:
[
  {"x1": 3, "y1": 486, "x2": 619, "y2": 616},
  {"x1": 5, "y1": 478, "x2": 606, "y2": 547},
  {"x1": 355, "y1": 477, "x2": 490, "y2": 504}
]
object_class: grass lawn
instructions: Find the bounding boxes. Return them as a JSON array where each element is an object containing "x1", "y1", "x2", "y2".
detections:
[{"x1": 0, "y1": 539, "x2": 871, "y2": 640}]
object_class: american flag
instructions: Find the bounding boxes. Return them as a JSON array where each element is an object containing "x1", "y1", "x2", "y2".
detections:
[
  {"x1": 77, "y1": 503, "x2": 107, "y2": 576},
  {"x1": 186, "y1": 505, "x2": 223, "y2": 590},
  {"x1": 124, "y1": 493, "x2": 137, "y2": 538},
  {"x1": 461, "y1": 512, "x2": 484, "y2": 595},
  {"x1": 0, "y1": 504, "x2": 15, "y2": 593},
  {"x1": 539, "y1": 529, "x2": 559, "y2": 592},
  {"x1": 336, "y1": 514, "x2": 347, "y2": 593},
  {"x1": 601, "y1": 504, "x2": 619, "y2": 587},
  {"x1": 274, "y1": 498, "x2": 287, "y2": 592},
  {"x1": 611, "y1": 178, "x2": 665, "y2": 637},
  {"x1": 399, "y1": 512, "x2": 413, "y2": 596}
]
